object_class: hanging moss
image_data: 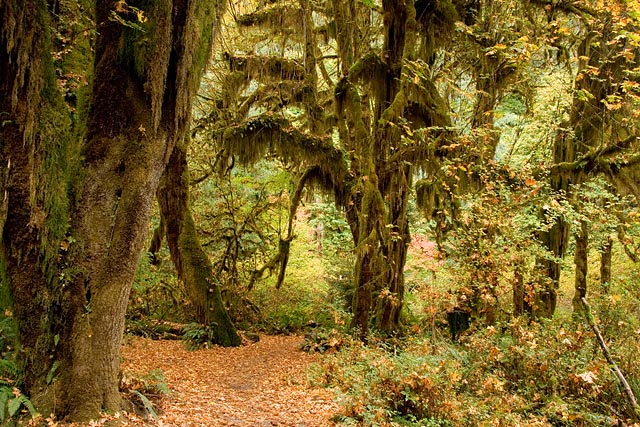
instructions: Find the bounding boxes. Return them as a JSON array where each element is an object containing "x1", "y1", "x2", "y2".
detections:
[
  {"x1": 236, "y1": 5, "x2": 303, "y2": 30},
  {"x1": 347, "y1": 53, "x2": 386, "y2": 87},
  {"x1": 226, "y1": 53, "x2": 306, "y2": 81},
  {"x1": 222, "y1": 113, "x2": 348, "y2": 181}
]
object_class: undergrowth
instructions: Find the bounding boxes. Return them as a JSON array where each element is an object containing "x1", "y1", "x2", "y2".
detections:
[{"x1": 311, "y1": 313, "x2": 640, "y2": 427}]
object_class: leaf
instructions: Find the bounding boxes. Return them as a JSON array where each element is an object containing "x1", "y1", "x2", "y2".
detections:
[
  {"x1": 20, "y1": 396, "x2": 37, "y2": 417},
  {"x1": 46, "y1": 361, "x2": 60, "y2": 384},
  {"x1": 7, "y1": 397, "x2": 21, "y2": 417},
  {"x1": 0, "y1": 389, "x2": 8, "y2": 421},
  {"x1": 132, "y1": 390, "x2": 159, "y2": 421}
]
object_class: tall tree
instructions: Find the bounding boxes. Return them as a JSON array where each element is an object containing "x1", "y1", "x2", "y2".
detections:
[
  {"x1": 535, "y1": 0, "x2": 640, "y2": 316},
  {"x1": 1, "y1": 0, "x2": 227, "y2": 420}
]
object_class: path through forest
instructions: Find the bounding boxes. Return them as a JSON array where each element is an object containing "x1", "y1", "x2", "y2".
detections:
[{"x1": 121, "y1": 335, "x2": 339, "y2": 427}]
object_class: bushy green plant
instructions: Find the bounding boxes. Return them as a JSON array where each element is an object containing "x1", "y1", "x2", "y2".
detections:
[{"x1": 181, "y1": 322, "x2": 222, "y2": 350}]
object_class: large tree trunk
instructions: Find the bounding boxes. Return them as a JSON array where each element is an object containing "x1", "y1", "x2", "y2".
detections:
[
  {"x1": 2, "y1": 0, "x2": 221, "y2": 420},
  {"x1": 536, "y1": 132, "x2": 573, "y2": 317},
  {"x1": 377, "y1": 162, "x2": 411, "y2": 332},
  {"x1": 58, "y1": 0, "x2": 178, "y2": 416},
  {"x1": 1, "y1": 0, "x2": 72, "y2": 414},
  {"x1": 157, "y1": 145, "x2": 241, "y2": 346}
]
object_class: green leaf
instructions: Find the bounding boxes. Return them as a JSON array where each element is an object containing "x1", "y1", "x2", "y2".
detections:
[
  {"x1": 7, "y1": 397, "x2": 21, "y2": 417},
  {"x1": 132, "y1": 390, "x2": 159, "y2": 421},
  {"x1": 20, "y1": 396, "x2": 37, "y2": 417},
  {"x1": 54, "y1": 334, "x2": 60, "y2": 347},
  {"x1": 0, "y1": 388, "x2": 9, "y2": 421},
  {"x1": 46, "y1": 361, "x2": 60, "y2": 384}
]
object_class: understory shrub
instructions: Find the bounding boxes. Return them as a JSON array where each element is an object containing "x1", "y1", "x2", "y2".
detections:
[{"x1": 312, "y1": 316, "x2": 638, "y2": 427}]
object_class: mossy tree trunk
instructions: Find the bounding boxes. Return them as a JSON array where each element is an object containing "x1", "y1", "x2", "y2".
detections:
[
  {"x1": 535, "y1": 6, "x2": 638, "y2": 318},
  {"x1": 157, "y1": 145, "x2": 241, "y2": 346},
  {"x1": 572, "y1": 220, "x2": 589, "y2": 313},
  {"x1": 0, "y1": 0, "x2": 69, "y2": 412},
  {"x1": 600, "y1": 236, "x2": 612, "y2": 292},
  {"x1": 2, "y1": 0, "x2": 222, "y2": 420},
  {"x1": 338, "y1": 0, "x2": 417, "y2": 337}
]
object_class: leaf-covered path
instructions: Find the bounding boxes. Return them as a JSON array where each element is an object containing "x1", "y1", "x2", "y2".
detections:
[{"x1": 121, "y1": 335, "x2": 339, "y2": 427}]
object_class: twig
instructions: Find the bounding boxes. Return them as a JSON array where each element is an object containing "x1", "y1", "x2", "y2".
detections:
[{"x1": 581, "y1": 296, "x2": 640, "y2": 420}]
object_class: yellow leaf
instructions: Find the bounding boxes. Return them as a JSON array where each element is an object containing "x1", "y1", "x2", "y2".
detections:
[
  {"x1": 136, "y1": 10, "x2": 147, "y2": 23},
  {"x1": 114, "y1": 0, "x2": 127, "y2": 12}
]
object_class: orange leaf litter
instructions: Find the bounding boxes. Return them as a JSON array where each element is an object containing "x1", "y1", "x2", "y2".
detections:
[{"x1": 120, "y1": 335, "x2": 339, "y2": 427}]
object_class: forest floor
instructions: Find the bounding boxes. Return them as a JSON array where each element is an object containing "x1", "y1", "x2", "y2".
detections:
[{"x1": 119, "y1": 335, "x2": 339, "y2": 427}]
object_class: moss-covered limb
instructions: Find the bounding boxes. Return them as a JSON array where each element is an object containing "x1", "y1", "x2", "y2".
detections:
[
  {"x1": 551, "y1": 135, "x2": 640, "y2": 174},
  {"x1": 527, "y1": 0, "x2": 596, "y2": 19},
  {"x1": 222, "y1": 113, "x2": 348, "y2": 179},
  {"x1": 236, "y1": 4, "x2": 303, "y2": 30},
  {"x1": 581, "y1": 296, "x2": 640, "y2": 419},
  {"x1": 330, "y1": 0, "x2": 356, "y2": 73},
  {"x1": 379, "y1": 89, "x2": 407, "y2": 126},
  {"x1": 236, "y1": 80, "x2": 311, "y2": 118},
  {"x1": 225, "y1": 53, "x2": 306, "y2": 81},
  {"x1": 347, "y1": 52, "x2": 386, "y2": 86}
]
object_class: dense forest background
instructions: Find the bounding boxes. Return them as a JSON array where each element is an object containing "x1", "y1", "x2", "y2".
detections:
[{"x1": 2, "y1": 0, "x2": 640, "y2": 425}]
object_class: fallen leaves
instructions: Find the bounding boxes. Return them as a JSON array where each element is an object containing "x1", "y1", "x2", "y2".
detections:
[{"x1": 120, "y1": 335, "x2": 339, "y2": 427}]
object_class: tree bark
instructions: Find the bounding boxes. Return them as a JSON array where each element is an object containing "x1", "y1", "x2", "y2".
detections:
[
  {"x1": 1, "y1": 0, "x2": 72, "y2": 414},
  {"x1": 157, "y1": 146, "x2": 241, "y2": 347},
  {"x1": 2, "y1": 0, "x2": 223, "y2": 419},
  {"x1": 600, "y1": 235, "x2": 612, "y2": 292},
  {"x1": 572, "y1": 220, "x2": 589, "y2": 313}
]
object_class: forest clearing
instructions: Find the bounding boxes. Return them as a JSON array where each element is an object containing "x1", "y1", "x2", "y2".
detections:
[{"x1": 3, "y1": 0, "x2": 640, "y2": 425}]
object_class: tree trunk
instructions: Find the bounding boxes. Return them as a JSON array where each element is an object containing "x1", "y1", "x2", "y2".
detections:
[
  {"x1": 512, "y1": 259, "x2": 533, "y2": 317},
  {"x1": 157, "y1": 146, "x2": 241, "y2": 346},
  {"x1": 1, "y1": 0, "x2": 71, "y2": 414},
  {"x1": 377, "y1": 162, "x2": 411, "y2": 333},
  {"x1": 2, "y1": 0, "x2": 223, "y2": 419},
  {"x1": 148, "y1": 215, "x2": 166, "y2": 265},
  {"x1": 537, "y1": 131, "x2": 573, "y2": 317},
  {"x1": 572, "y1": 220, "x2": 589, "y2": 313},
  {"x1": 600, "y1": 235, "x2": 612, "y2": 292}
]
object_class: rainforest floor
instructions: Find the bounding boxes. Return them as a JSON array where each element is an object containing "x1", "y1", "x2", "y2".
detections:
[{"x1": 118, "y1": 335, "x2": 339, "y2": 427}]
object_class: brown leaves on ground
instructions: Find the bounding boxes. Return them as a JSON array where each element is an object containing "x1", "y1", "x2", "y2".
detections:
[{"x1": 120, "y1": 335, "x2": 339, "y2": 427}]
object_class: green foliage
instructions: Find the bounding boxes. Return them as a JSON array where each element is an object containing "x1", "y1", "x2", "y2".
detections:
[
  {"x1": 314, "y1": 314, "x2": 637, "y2": 426},
  {"x1": 182, "y1": 322, "x2": 222, "y2": 351},
  {"x1": 121, "y1": 368, "x2": 169, "y2": 421},
  {"x1": 0, "y1": 326, "x2": 37, "y2": 425},
  {"x1": 0, "y1": 385, "x2": 37, "y2": 426},
  {"x1": 128, "y1": 251, "x2": 189, "y2": 325}
]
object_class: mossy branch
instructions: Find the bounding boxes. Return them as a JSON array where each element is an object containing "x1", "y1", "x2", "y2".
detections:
[
  {"x1": 348, "y1": 53, "x2": 386, "y2": 85},
  {"x1": 222, "y1": 113, "x2": 347, "y2": 179},
  {"x1": 236, "y1": 5, "x2": 303, "y2": 29},
  {"x1": 552, "y1": 135, "x2": 640, "y2": 174},
  {"x1": 225, "y1": 53, "x2": 306, "y2": 81},
  {"x1": 581, "y1": 296, "x2": 640, "y2": 419}
]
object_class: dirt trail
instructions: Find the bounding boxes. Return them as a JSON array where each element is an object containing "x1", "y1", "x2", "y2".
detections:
[{"x1": 121, "y1": 335, "x2": 339, "y2": 427}]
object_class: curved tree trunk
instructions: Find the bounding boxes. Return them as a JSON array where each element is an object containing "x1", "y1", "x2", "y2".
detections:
[{"x1": 157, "y1": 146, "x2": 241, "y2": 347}]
